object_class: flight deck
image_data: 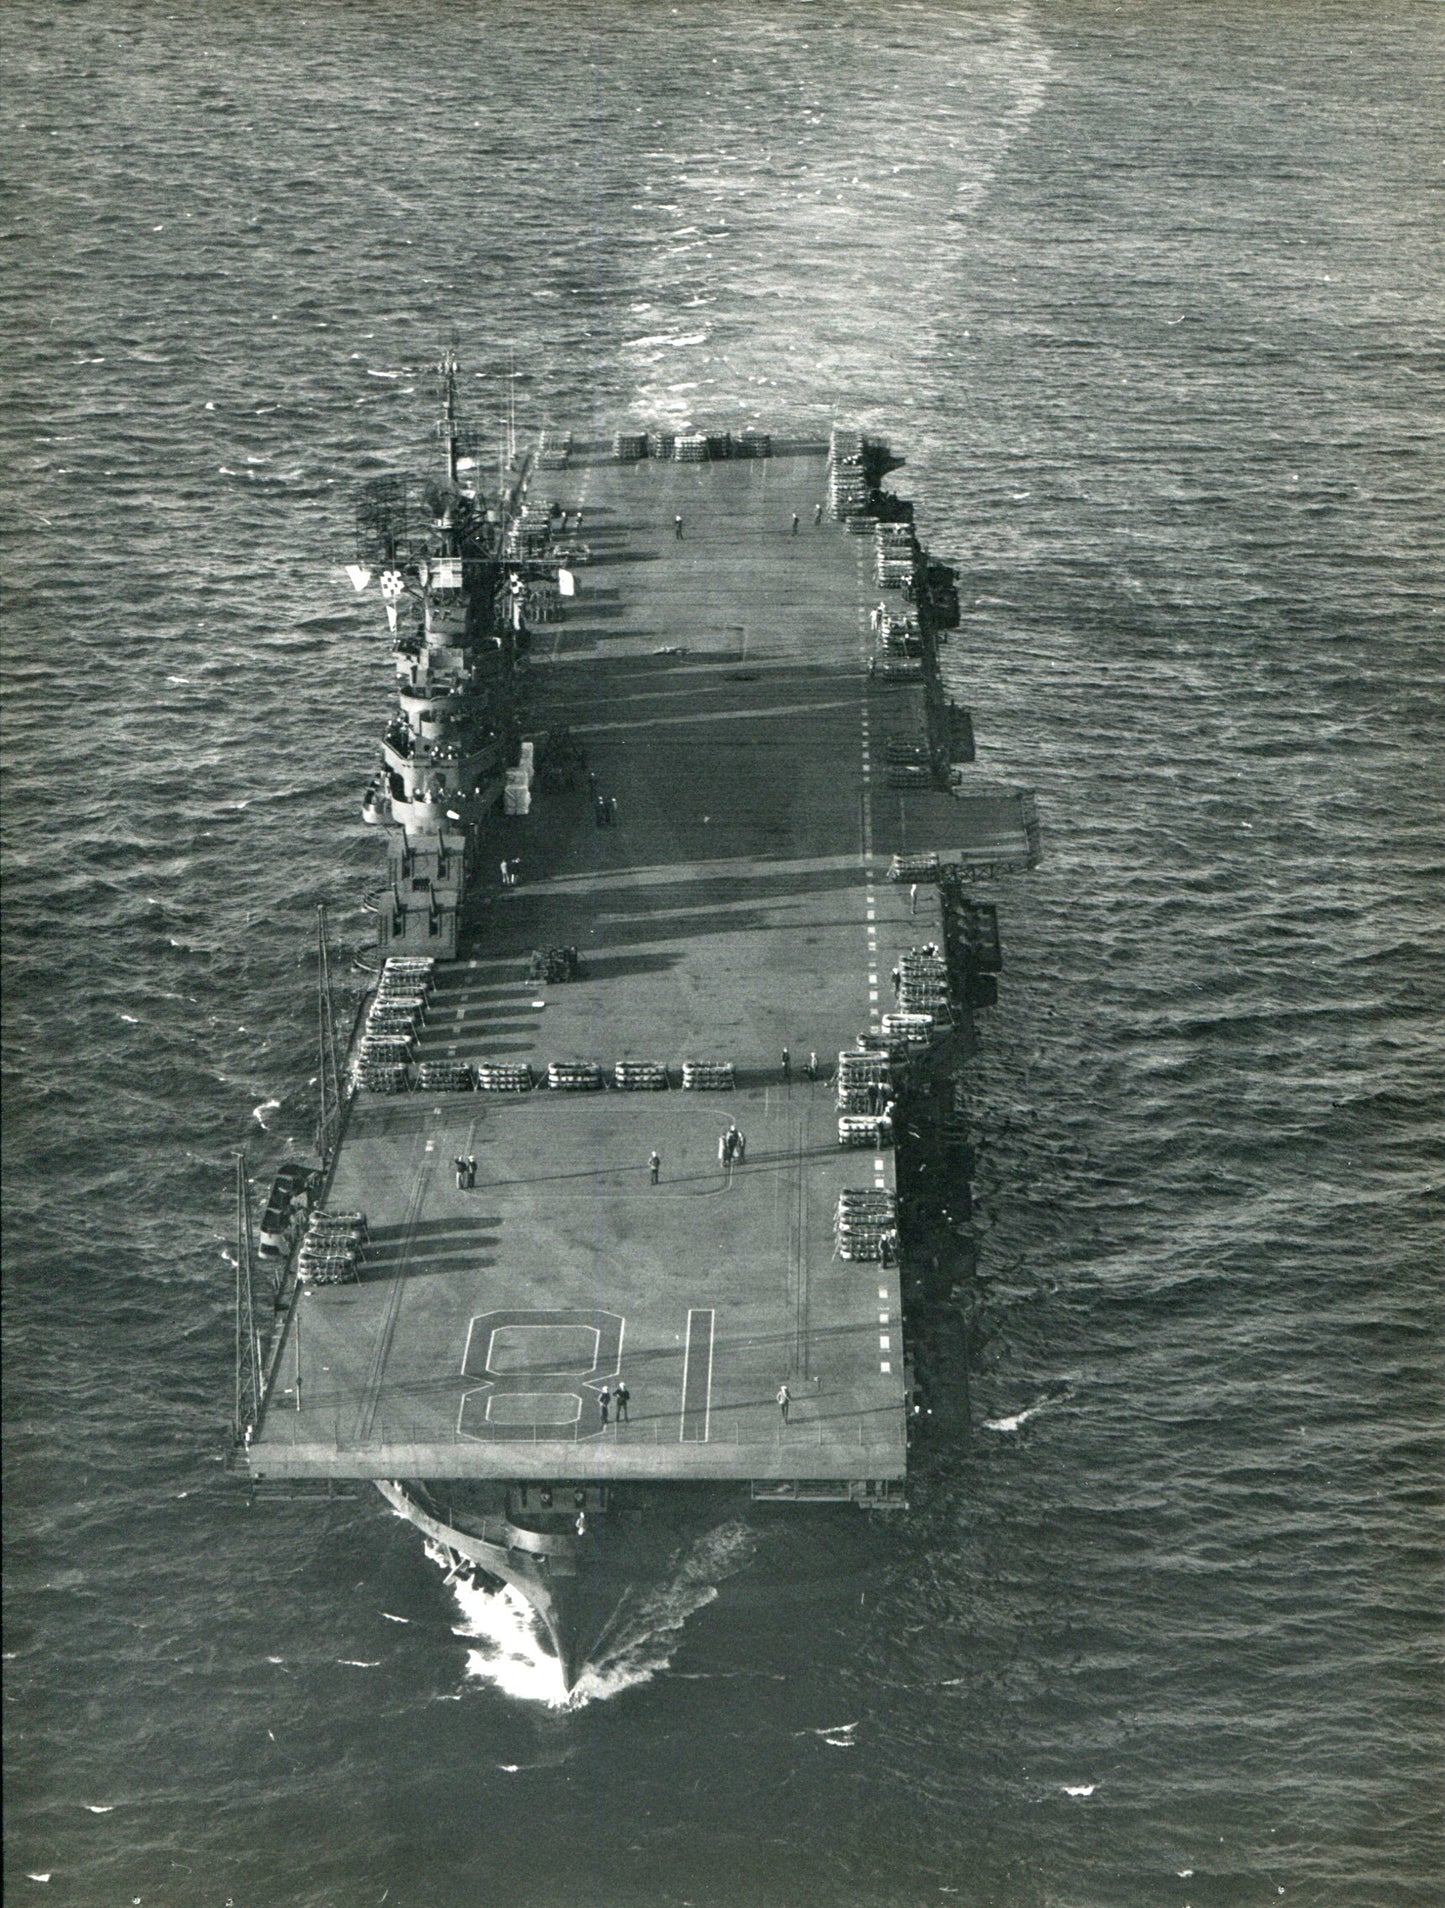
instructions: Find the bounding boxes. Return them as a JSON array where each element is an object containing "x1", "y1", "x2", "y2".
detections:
[{"x1": 244, "y1": 442, "x2": 1034, "y2": 1489}]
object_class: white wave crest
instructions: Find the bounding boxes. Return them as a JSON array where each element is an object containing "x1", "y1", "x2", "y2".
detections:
[{"x1": 983, "y1": 1405, "x2": 1041, "y2": 1433}]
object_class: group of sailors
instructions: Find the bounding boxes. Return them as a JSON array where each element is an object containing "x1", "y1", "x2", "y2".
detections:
[
  {"x1": 526, "y1": 945, "x2": 581, "y2": 982},
  {"x1": 718, "y1": 1121, "x2": 747, "y2": 1171}
]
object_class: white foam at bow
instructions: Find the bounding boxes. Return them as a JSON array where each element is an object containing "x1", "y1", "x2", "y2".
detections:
[{"x1": 432, "y1": 1518, "x2": 758, "y2": 1708}]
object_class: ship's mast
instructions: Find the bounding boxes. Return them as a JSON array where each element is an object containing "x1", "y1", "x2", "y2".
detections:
[
  {"x1": 233, "y1": 1152, "x2": 261, "y2": 1440},
  {"x1": 508, "y1": 346, "x2": 517, "y2": 468},
  {"x1": 315, "y1": 903, "x2": 342, "y2": 1163},
  {"x1": 437, "y1": 341, "x2": 460, "y2": 490}
]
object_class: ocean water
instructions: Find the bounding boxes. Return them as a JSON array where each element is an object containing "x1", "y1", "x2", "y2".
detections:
[{"x1": 2, "y1": 3, "x2": 1441, "y2": 1904}]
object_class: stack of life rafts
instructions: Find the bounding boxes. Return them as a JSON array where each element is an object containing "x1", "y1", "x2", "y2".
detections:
[
  {"x1": 884, "y1": 730, "x2": 932, "y2": 789},
  {"x1": 355, "y1": 956, "x2": 435, "y2": 1092},
  {"x1": 827, "y1": 428, "x2": 870, "y2": 524},
  {"x1": 875, "y1": 521, "x2": 916, "y2": 594},
  {"x1": 418, "y1": 1060, "x2": 474, "y2": 1092},
  {"x1": 834, "y1": 1188, "x2": 899, "y2": 1263},
  {"x1": 836, "y1": 1046, "x2": 896, "y2": 1149},
  {"x1": 613, "y1": 1061, "x2": 669, "y2": 1091},
  {"x1": 614, "y1": 427, "x2": 776, "y2": 463},
  {"x1": 879, "y1": 944, "x2": 947, "y2": 1053},
  {"x1": 896, "y1": 944, "x2": 951, "y2": 1021},
  {"x1": 682, "y1": 1060, "x2": 736, "y2": 1091},
  {"x1": 476, "y1": 1062, "x2": 534, "y2": 1093},
  {"x1": 547, "y1": 1061, "x2": 604, "y2": 1091},
  {"x1": 869, "y1": 534, "x2": 923, "y2": 677},
  {"x1": 880, "y1": 1011, "x2": 934, "y2": 1051},
  {"x1": 870, "y1": 610, "x2": 923, "y2": 682},
  {"x1": 296, "y1": 1209, "x2": 368, "y2": 1285}
]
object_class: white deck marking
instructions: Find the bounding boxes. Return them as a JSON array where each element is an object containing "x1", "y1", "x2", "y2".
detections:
[{"x1": 679, "y1": 1307, "x2": 715, "y2": 1443}]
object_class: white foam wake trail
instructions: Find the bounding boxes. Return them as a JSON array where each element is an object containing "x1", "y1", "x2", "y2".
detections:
[
  {"x1": 983, "y1": 1405, "x2": 1043, "y2": 1433},
  {"x1": 432, "y1": 1519, "x2": 760, "y2": 1709},
  {"x1": 984, "y1": 1378, "x2": 1076, "y2": 1433},
  {"x1": 570, "y1": 1518, "x2": 759, "y2": 1707}
]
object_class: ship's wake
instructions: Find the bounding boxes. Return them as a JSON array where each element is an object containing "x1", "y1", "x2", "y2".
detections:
[{"x1": 431, "y1": 1519, "x2": 759, "y2": 1709}]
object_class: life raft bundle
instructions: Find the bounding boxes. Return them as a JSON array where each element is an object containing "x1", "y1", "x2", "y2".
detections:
[
  {"x1": 475, "y1": 1063, "x2": 534, "y2": 1093},
  {"x1": 547, "y1": 1062, "x2": 604, "y2": 1091},
  {"x1": 613, "y1": 1061, "x2": 669, "y2": 1091},
  {"x1": 356, "y1": 1060, "x2": 410, "y2": 1094},
  {"x1": 880, "y1": 1012, "x2": 934, "y2": 1048},
  {"x1": 898, "y1": 947, "x2": 952, "y2": 1018},
  {"x1": 681, "y1": 1060, "x2": 736, "y2": 1091},
  {"x1": 418, "y1": 1061, "x2": 474, "y2": 1092},
  {"x1": 837, "y1": 1048, "x2": 892, "y2": 1092},
  {"x1": 297, "y1": 1209, "x2": 368, "y2": 1285},
  {"x1": 379, "y1": 956, "x2": 436, "y2": 995},
  {"x1": 834, "y1": 1189, "x2": 899, "y2": 1261},
  {"x1": 838, "y1": 1113, "x2": 895, "y2": 1149}
]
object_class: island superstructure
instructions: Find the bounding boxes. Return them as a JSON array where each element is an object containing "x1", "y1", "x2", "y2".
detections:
[{"x1": 233, "y1": 359, "x2": 1039, "y2": 1686}]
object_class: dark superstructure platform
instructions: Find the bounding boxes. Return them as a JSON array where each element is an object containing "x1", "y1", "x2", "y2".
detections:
[{"x1": 244, "y1": 438, "x2": 1035, "y2": 1501}]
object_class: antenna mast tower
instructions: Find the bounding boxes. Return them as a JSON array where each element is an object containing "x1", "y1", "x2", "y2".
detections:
[{"x1": 315, "y1": 904, "x2": 343, "y2": 1164}]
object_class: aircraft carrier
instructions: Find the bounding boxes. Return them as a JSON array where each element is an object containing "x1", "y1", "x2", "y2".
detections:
[{"x1": 231, "y1": 355, "x2": 1039, "y2": 1688}]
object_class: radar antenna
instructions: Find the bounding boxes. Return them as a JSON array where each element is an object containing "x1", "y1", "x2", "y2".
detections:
[{"x1": 355, "y1": 475, "x2": 413, "y2": 567}]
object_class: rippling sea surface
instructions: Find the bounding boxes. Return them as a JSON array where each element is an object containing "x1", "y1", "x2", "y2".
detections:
[{"x1": 3, "y1": 3, "x2": 1441, "y2": 1903}]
